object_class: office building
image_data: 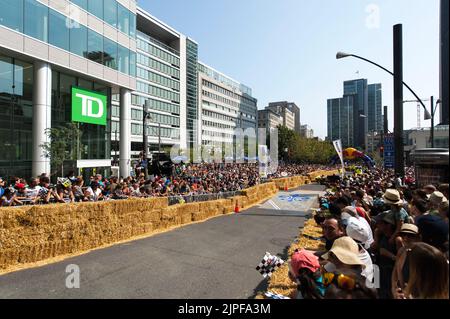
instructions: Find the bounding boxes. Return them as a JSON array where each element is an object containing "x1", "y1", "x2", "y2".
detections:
[
  {"x1": 0, "y1": 0, "x2": 257, "y2": 179},
  {"x1": 0, "y1": 0, "x2": 137, "y2": 178},
  {"x1": 258, "y1": 108, "x2": 283, "y2": 134},
  {"x1": 300, "y1": 124, "x2": 314, "y2": 139},
  {"x1": 198, "y1": 62, "x2": 257, "y2": 147},
  {"x1": 368, "y1": 83, "x2": 383, "y2": 132},
  {"x1": 343, "y1": 79, "x2": 368, "y2": 148},
  {"x1": 327, "y1": 96, "x2": 354, "y2": 148},
  {"x1": 112, "y1": 8, "x2": 196, "y2": 163},
  {"x1": 266, "y1": 101, "x2": 300, "y2": 133}
]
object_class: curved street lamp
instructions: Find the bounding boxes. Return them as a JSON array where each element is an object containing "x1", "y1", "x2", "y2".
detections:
[{"x1": 336, "y1": 52, "x2": 432, "y2": 119}]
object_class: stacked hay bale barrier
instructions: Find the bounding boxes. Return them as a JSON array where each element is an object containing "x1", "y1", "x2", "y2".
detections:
[
  {"x1": 0, "y1": 170, "x2": 334, "y2": 272},
  {"x1": 262, "y1": 218, "x2": 325, "y2": 299}
]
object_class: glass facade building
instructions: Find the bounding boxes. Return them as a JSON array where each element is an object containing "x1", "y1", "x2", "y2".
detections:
[
  {"x1": 0, "y1": 0, "x2": 136, "y2": 178},
  {"x1": 344, "y1": 79, "x2": 368, "y2": 148},
  {"x1": 0, "y1": 0, "x2": 136, "y2": 75},
  {"x1": 0, "y1": 55, "x2": 33, "y2": 178},
  {"x1": 327, "y1": 96, "x2": 354, "y2": 148},
  {"x1": 186, "y1": 39, "x2": 199, "y2": 147},
  {"x1": 368, "y1": 83, "x2": 383, "y2": 133},
  {"x1": 0, "y1": 2, "x2": 259, "y2": 178}
]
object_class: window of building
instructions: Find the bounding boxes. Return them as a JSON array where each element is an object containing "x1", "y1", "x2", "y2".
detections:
[
  {"x1": 117, "y1": 3, "x2": 129, "y2": 35},
  {"x1": 130, "y1": 51, "x2": 136, "y2": 77},
  {"x1": 87, "y1": 29, "x2": 103, "y2": 64},
  {"x1": 71, "y1": 0, "x2": 88, "y2": 11},
  {"x1": 129, "y1": 11, "x2": 136, "y2": 38},
  {"x1": 103, "y1": 36, "x2": 117, "y2": 70},
  {"x1": 49, "y1": 8, "x2": 70, "y2": 51},
  {"x1": 0, "y1": 0, "x2": 23, "y2": 32},
  {"x1": 88, "y1": 0, "x2": 103, "y2": 20},
  {"x1": 70, "y1": 22, "x2": 87, "y2": 57},
  {"x1": 103, "y1": 0, "x2": 117, "y2": 28},
  {"x1": 24, "y1": 0, "x2": 48, "y2": 42},
  {"x1": 118, "y1": 45, "x2": 129, "y2": 75}
]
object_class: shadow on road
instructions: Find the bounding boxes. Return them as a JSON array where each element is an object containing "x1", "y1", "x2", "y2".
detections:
[{"x1": 249, "y1": 241, "x2": 293, "y2": 299}]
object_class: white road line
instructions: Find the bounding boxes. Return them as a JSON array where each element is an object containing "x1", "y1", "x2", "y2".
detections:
[{"x1": 267, "y1": 200, "x2": 281, "y2": 210}]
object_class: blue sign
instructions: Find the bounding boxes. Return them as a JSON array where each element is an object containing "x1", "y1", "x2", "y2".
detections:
[
  {"x1": 278, "y1": 194, "x2": 314, "y2": 202},
  {"x1": 384, "y1": 135, "x2": 395, "y2": 169}
]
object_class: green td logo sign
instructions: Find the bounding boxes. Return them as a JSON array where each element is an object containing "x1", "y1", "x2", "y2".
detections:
[{"x1": 72, "y1": 87, "x2": 107, "y2": 126}]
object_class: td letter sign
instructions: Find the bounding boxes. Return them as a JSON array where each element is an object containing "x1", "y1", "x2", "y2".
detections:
[{"x1": 72, "y1": 87, "x2": 107, "y2": 126}]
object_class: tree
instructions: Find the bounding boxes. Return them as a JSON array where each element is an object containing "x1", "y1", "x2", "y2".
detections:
[
  {"x1": 40, "y1": 123, "x2": 83, "y2": 177},
  {"x1": 276, "y1": 125, "x2": 335, "y2": 164}
]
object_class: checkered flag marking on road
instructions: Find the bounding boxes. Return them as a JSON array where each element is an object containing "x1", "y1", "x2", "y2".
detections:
[{"x1": 256, "y1": 252, "x2": 285, "y2": 278}]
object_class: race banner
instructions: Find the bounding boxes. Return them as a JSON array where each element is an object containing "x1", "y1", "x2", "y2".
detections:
[{"x1": 333, "y1": 139, "x2": 345, "y2": 177}]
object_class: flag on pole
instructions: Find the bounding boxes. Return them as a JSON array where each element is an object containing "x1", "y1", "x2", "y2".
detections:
[{"x1": 333, "y1": 139, "x2": 345, "y2": 177}]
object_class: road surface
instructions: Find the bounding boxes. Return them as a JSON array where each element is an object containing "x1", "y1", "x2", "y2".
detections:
[{"x1": 0, "y1": 184, "x2": 325, "y2": 299}]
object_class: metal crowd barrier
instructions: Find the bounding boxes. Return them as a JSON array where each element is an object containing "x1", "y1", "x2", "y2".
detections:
[{"x1": 168, "y1": 191, "x2": 244, "y2": 206}]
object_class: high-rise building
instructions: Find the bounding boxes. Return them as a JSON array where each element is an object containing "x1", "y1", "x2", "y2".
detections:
[
  {"x1": 198, "y1": 62, "x2": 257, "y2": 147},
  {"x1": 343, "y1": 79, "x2": 368, "y2": 148},
  {"x1": 114, "y1": 8, "x2": 191, "y2": 163},
  {"x1": 327, "y1": 96, "x2": 354, "y2": 148},
  {"x1": 258, "y1": 108, "x2": 283, "y2": 134},
  {"x1": 267, "y1": 101, "x2": 300, "y2": 133},
  {"x1": 0, "y1": 1, "x2": 257, "y2": 179},
  {"x1": 440, "y1": 0, "x2": 449, "y2": 125},
  {"x1": 368, "y1": 83, "x2": 383, "y2": 133}
]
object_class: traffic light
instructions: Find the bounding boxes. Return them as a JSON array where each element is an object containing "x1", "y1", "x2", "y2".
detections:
[{"x1": 380, "y1": 146, "x2": 384, "y2": 158}]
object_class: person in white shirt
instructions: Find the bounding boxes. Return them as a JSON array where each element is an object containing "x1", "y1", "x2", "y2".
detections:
[{"x1": 25, "y1": 178, "x2": 42, "y2": 204}]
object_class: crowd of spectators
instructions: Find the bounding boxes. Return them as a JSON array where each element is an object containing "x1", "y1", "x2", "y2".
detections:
[
  {"x1": 288, "y1": 167, "x2": 449, "y2": 299},
  {"x1": 0, "y1": 163, "x2": 336, "y2": 206}
]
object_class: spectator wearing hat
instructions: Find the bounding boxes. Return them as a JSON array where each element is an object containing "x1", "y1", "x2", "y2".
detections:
[
  {"x1": 402, "y1": 242, "x2": 449, "y2": 299},
  {"x1": 344, "y1": 218, "x2": 374, "y2": 285},
  {"x1": 14, "y1": 182, "x2": 27, "y2": 202},
  {"x1": 428, "y1": 191, "x2": 448, "y2": 216},
  {"x1": 382, "y1": 189, "x2": 411, "y2": 244},
  {"x1": 289, "y1": 249, "x2": 325, "y2": 299},
  {"x1": 423, "y1": 185, "x2": 437, "y2": 195},
  {"x1": 321, "y1": 236, "x2": 366, "y2": 282},
  {"x1": 391, "y1": 224, "x2": 421, "y2": 298}
]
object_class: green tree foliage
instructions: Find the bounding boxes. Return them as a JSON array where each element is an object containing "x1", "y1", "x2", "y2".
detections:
[
  {"x1": 40, "y1": 123, "x2": 83, "y2": 176},
  {"x1": 277, "y1": 125, "x2": 335, "y2": 164}
]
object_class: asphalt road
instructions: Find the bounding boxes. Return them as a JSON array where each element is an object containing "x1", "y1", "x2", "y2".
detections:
[{"x1": 0, "y1": 184, "x2": 325, "y2": 299}]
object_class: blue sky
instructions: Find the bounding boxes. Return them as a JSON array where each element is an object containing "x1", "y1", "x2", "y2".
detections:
[{"x1": 138, "y1": 0, "x2": 441, "y2": 139}]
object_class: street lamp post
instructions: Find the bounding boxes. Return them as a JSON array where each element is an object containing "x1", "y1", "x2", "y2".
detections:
[
  {"x1": 337, "y1": 28, "x2": 430, "y2": 177},
  {"x1": 143, "y1": 101, "x2": 151, "y2": 179}
]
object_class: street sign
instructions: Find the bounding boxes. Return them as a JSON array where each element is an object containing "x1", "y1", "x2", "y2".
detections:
[{"x1": 384, "y1": 135, "x2": 395, "y2": 169}]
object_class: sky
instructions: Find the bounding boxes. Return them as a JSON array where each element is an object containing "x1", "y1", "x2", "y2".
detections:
[{"x1": 138, "y1": 0, "x2": 441, "y2": 139}]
